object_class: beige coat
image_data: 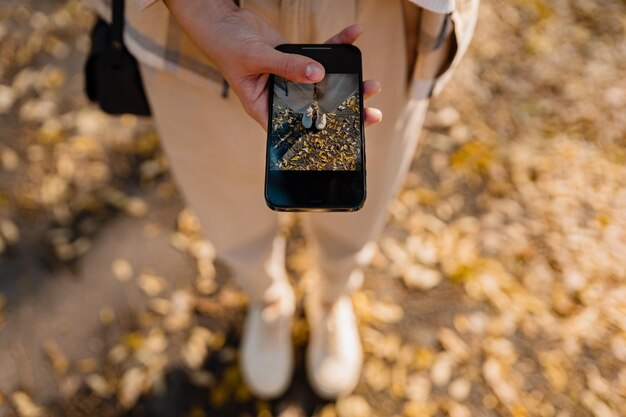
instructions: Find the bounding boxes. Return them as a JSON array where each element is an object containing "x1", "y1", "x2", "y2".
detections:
[
  {"x1": 86, "y1": 0, "x2": 478, "y2": 100},
  {"x1": 88, "y1": 0, "x2": 481, "y2": 303}
]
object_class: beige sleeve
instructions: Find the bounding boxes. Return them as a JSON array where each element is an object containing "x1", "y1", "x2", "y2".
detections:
[{"x1": 408, "y1": 0, "x2": 479, "y2": 99}]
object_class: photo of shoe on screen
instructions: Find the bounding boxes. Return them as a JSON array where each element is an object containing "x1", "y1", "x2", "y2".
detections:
[{"x1": 269, "y1": 73, "x2": 362, "y2": 171}]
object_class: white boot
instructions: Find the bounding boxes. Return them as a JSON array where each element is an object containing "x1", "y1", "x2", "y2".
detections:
[
  {"x1": 304, "y1": 291, "x2": 363, "y2": 399},
  {"x1": 302, "y1": 106, "x2": 314, "y2": 129},
  {"x1": 240, "y1": 282, "x2": 295, "y2": 399},
  {"x1": 315, "y1": 112, "x2": 327, "y2": 130}
]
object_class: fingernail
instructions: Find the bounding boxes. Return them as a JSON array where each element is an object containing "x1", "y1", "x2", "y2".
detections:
[{"x1": 306, "y1": 64, "x2": 324, "y2": 81}]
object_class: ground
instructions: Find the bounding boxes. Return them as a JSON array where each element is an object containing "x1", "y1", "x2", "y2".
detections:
[{"x1": 0, "y1": 1, "x2": 624, "y2": 417}]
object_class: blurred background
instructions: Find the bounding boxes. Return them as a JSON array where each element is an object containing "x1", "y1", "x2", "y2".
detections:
[{"x1": 0, "y1": 0, "x2": 624, "y2": 416}]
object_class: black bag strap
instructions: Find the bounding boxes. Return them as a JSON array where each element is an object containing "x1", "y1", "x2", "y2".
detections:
[
  {"x1": 112, "y1": 0, "x2": 124, "y2": 46},
  {"x1": 111, "y1": 0, "x2": 125, "y2": 66}
]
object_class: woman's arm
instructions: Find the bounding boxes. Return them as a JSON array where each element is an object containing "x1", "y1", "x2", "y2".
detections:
[
  {"x1": 161, "y1": 0, "x2": 381, "y2": 130},
  {"x1": 162, "y1": 0, "x2": 325, "y2": 128}
]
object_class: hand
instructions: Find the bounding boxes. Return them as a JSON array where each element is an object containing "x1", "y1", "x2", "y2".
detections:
[{"x1": 164, "y1": 0, "x2": 382, "y2": 130}]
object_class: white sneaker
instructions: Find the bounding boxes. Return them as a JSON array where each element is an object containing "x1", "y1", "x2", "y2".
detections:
[
  {"x1": 240, "y1": 283, "x2": 295, "y2": 399},
  {"x1": 302, "y1": 106, "x2": 314, "y2": 129},
  {"x1": 304, "y1": 292, "x2": 363, "y2": 399},
  {"x1": 315, "y1": 112, "x2": 327, "y2": 130}
]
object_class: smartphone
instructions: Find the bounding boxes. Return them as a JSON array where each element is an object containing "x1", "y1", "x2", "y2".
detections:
[{"x1": 265, "y1": 44, "x2": 366, "y2": 212}]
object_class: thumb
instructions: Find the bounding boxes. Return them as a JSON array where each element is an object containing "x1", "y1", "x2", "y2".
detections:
[{"x1": 255, "y1": 47, "x2": 325, "y2": 83}]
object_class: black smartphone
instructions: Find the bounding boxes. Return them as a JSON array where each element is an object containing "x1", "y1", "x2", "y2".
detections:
[{"x1": 265, "y1": 44, "x2": 366, "y2": 212}]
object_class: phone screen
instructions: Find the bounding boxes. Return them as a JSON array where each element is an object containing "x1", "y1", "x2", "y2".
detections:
[
  {"x1": 265, "y1": 44, "x2": 365, "y2": 212},
  {"x1": 268, "y1": 74, "x2": 362, "y2": 171}
]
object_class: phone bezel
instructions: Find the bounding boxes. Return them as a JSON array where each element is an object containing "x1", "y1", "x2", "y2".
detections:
[{"x1": 264, "y1": 44, "x2": 366, "y2": 212}]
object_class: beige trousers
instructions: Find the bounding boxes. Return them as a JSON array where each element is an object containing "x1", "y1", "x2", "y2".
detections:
[{"x1": 139, "y1": 0, "x2": 434, "y2": 304}]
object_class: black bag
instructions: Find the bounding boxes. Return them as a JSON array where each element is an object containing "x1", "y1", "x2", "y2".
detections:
[{"x1": 85, "y1": 0, "x2": 152, "y2": 116}]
